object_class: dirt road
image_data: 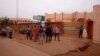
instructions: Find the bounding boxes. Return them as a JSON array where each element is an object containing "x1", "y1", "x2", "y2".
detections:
[{"x1": 0, "y1": 37, "x2": 50, "y2": 56}]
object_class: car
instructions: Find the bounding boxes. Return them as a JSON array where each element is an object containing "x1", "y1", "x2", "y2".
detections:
[{"x1": 0, "y1": 29, "x2": 7, "y2": 36}]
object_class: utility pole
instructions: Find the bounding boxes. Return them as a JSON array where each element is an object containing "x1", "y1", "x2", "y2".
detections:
[
  {"x1": 16, "y1": 0, "x2": 18, "y2": 22},
  {"x1": 16, "y1": 0, "x2": 19, "y2": 32}
]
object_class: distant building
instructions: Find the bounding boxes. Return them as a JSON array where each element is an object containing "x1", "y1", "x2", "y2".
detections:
[
  {"x1": 0, "y1": 17, "x2": 34, "y2": 24},
  {"x1": 33, "y1": 15, "x2": 45, "y2": 27},
  {"x1": 45, "y1": 5, "x2": 100, "y2": 44},
  {"x1": 16, "y1": 18, "x2": 34, "y2": 24},
  {"x1": 45, "y1": 12, "x2": 93, "y2": 22},
  {"x1": 33, "y1": 15, "x2": 45, "y2": 22}
]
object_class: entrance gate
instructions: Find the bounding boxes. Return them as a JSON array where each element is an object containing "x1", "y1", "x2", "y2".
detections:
[
  {"x1": 63, "y1": 22, "x2": 81, "y2": 37},
  {"x1": 86, "y1": 20, "x2": 93, "y2": 40}
]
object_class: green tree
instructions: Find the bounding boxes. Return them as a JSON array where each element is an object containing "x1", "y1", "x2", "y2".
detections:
[{"x1": 0, "y1": 17, "x2": 14, "y2": 25}]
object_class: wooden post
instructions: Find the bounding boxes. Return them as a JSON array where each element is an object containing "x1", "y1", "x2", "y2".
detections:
[
  {"x1": 72, "y1": 12, "x2": 75, "y2": 22},
  {"x1": 84, "y1": 12, "x2": 87, "y2": 26},
  {"x1": 75, "y1": 12, "x2": 77, "y2": 22},
  {"x1": 54, "y1": 13, "x2": 56, "y2": 22},
  {"x1": 62, "y1": 12, "x2": 64, "y2": 22}
]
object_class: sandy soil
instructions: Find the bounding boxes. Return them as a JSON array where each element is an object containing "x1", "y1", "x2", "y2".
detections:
[
  {"x1": 55, "y1": 43, "x2": 100, "y2": 56},
  {"x1": 13, "y1": 33, "x2": 94, "y2": 56},
  {"x1": 0, "y1": 37, "x2": 50, "y2": 56},
  {"x1": 1, "y1": 32, "x2": 100, "y2": 56}
]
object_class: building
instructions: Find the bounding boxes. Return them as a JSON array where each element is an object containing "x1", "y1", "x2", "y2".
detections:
[
  {"x1": 0, "y1": 17, "x2": 34, "y2": 24},
  {"x1": 45, "y1": 5, "x2": 100, "y2": 44},
  {"x1": 93, "y1": 5, "x2": 100, "y2": 43},
  {"x1": 33, "y1": 15, "x2": 45, "y2": 27},
  {"x1": 33, "y1": 15, "x2": 45, "y2": 22},
  {"x1": 9, "y1": 18, "x2": 34, "y2": 24},
  {"x1": 45, "y1": 12, "x2": 93, "y2": 22}
]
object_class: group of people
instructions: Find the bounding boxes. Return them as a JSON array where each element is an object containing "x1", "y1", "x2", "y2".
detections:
[
  {"x1": 0, "y1": 26, "x2": 13, "y2": 39},
  {"x1": 45, "y1": 25, "x2": 60, "y2": 43},
  {"x1": 0, "y1": 24, "x2": 85, "y2": 43},
  {"x1": 25, "y1": 25, "x2": 60, "y2": 44}
]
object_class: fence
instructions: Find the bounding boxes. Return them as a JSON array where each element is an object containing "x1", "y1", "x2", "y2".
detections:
[
  {"x1": 63, "y1": 22, "x2": 82, "y2": 37},
  {"x1": 0, "y1": 22, "x2": 82, "y2": 37}
]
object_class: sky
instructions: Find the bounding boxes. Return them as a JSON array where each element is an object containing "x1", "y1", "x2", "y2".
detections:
[{"x1": 0, "y1": 0, "x2": 100, "y2": 19}]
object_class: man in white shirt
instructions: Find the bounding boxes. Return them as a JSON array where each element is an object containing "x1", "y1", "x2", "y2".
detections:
[{"x1": 53, "y1": 27, "x2": 60, "y2": 41}]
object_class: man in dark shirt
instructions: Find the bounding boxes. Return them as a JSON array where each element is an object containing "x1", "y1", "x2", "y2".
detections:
[
  {"x1": 79, "y1": 25, "x2": 84, "y2": 38},
  {"x1": 45, "y1": 26, "x2": 52, "y2": 43},
  {"x1": 25, "y1": 26, "x2": 30, "y2": 40}
]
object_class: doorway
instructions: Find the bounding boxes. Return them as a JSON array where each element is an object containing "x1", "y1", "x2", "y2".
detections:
[{"x1": 86, "y1": 19, "x2": 93, "y2": 40}]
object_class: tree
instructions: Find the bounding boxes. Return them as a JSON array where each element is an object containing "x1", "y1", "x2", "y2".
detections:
[{"x1": 0, "y1": 17, "x2": 14, "y2": 25}]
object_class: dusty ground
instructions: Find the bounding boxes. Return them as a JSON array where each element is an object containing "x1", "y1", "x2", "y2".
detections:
[
  {"x1": 13, "y1": 33, "x2": 96, "y2": 56},
  {"x1": 55, "y1": 43, "x2": 100, "y2": 56},
  {"x1": 0, "y1": 37, "x2": 50, "y2": 56},
  {"x1": 1, "y1": 33, "x2": 100, "y2": 56}
]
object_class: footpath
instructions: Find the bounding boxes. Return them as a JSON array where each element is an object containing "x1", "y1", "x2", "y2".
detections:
[{"x1": 0, "y1": 37, "x2": 51, "y2": 56}]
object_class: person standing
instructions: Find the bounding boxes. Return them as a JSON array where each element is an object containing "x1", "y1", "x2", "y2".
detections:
[
  {"x1": 42, "y1": 27, "x2": 46, "y2": 40},
  {"x1": 6, "y1": 26, "x2": 13, "y2": 39},
  {"x1": 25, "y1": 26, "x2": 30, "y2": 40},
  {"x1": 45, "y1": 26, "x2": 52, "y2": 43},
  {"x1": 79, "y1": 25, "x2": 84, "y2": 38},
  {"x1": 30, "y1": 26, "x2": 34, "y2": 40},
  {"x1": 53, "y1": 27, "x2": 60, "y2": 41},
  {"x1": 9, "y1": 28, "x2": 13, "y2": 39},
  {"x1": 34, "y1": 26, "x2": 39, "y2": 42},
  {"x1": 37, "y1": 25, "x2": 44, "y2": 44}
]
